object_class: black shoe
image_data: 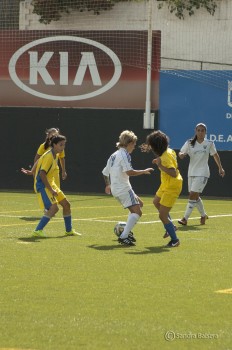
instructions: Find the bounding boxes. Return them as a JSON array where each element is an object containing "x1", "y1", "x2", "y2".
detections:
[
  {"x1": 128, "y1": 232, "x2": 136, "y2": 242},
  {"x1": 166, "y1": 239, "x2": 180, "y2": 248},
  {"x1": 118, "y1": 237, "x2": 135, "y2": 246}
]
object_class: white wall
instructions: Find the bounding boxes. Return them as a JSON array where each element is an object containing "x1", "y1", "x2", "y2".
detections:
[{"x1": 20, "y1": 0, "x2": 232, "y2": 70}]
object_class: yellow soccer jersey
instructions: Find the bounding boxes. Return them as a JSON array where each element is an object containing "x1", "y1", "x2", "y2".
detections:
[
  {"x1": 34, "y1": 150, "x2": 58, "y2": 193},
  {"x1": 37, "y1": 143, "x2": 65, "y2": 159},
  {"x1": 159, "y1": 148, "x2": 182, "y2": 188}
]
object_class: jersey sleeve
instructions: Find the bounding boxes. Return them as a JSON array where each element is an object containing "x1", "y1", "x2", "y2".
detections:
[
  {"x1": 36, "y1": 143, "x2": 46, "y2": 156},
  {"x1": 209, "y1": 142, "x2": 217, "y2": 156},
  {"x1": 40, "y1": 152, "x2": 54, "y2": 174},
  {"x1": 58, "y1": 150, "x2": 65, "y2": 159},
  {"x1": 121, "y1": 152, "x2": 133, "y2": 172},
  {"x1": 180, "y1": 141, "x2": 189, "y2": 154},
  {"x1": 161, "y1": 150, "x2": 177, "y2": 169},
  {"x1": 102, "y1": 157, "x2": 111, "y2": 176}
]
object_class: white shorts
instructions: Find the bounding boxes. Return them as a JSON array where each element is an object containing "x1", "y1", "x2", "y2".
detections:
[
  {"x1": 114, "y1": 189, "x2": 140, "y2": 209},
  {"x1": 188, "y1": 176, "x2": 208, "y2": 193}
]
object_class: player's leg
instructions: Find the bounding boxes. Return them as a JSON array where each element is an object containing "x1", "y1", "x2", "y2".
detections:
[
  {"x1": 179, "y1": 176, "x2": 208, "y2": 225},
  {"x1": 159, "y1": 191, "x2": 180, "y2": 247},
  {"x1": 194, "y1": 177, "x2": 208, "y2": 224},
  {"x1": 178, "y1": 177, "x2": 198, "y2": 225},
  {"x1": 117, "y1": 189, "x2": 141, "y2": 245},
  {"x1": 58, "y1": 191, "x2": 81, "y2": 236},
  {"x1": 33, "y1": 189, "x2": 59, "y2": 237},
  {"x1": 159, "y1": 205, "x2": 179, "y2": 241},
  {"x1": 153, "y1": 193, "x2": 177, "y2": 238}
]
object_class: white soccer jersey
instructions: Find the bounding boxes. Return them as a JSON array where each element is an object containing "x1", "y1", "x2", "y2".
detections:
[
  {"x1": 180, "y1": 139, "x2": 217, "y2": 177},
  {"x1": 102, "y1": 148, "x2": 133, "y2": 196}
]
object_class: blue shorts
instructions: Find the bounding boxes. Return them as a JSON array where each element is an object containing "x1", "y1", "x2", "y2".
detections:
[{"x1": 37, "y1": 183, "x2": 66, "y2": 210}]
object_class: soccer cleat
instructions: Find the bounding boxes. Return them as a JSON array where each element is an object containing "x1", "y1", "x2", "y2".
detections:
[
  {"x1": 163, "y1": 225, "x2": 178, "y2": 239},
  {"x1": 128, "y1": 232, "x2": 136, "y2": 242},
  {"x1": 178, "y1": 218, "x2": 187, "y2": 226},
  {"x1": 166, "y1": 239, "x2": 180, "y2": 248},
  {"x1": 65, "y1": 229, "x2": 82, "y2": 236},
  {"x1": 118, "y1": 237, "x2": 135, "y2": 246},
  {"x1": 32, "y1": 230, "x2": 47, "y2": 238},
  {"x1": 200, "y1": 215, "x2": 208, "y2": 225}
]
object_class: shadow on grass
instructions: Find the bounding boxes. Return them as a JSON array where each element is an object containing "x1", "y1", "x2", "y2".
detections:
[
  {"x1": 19, "y1": 217, "x2": 41, "y2": 221},
  {"x1": 88, "y1": 243, "x2": 133, "y2": 251},
  {"x1": 177, "y1": 225, "x2": 204, "y2": 233},
  {"x1": 18, "y1": 235, "x2": 71, "y2": 242},
  {"x1": 125, "y1": 246, "x2": 171, "y2": 255},
  {"x1": 18, "y1": 237, "x2": 43, "y2": 243}
]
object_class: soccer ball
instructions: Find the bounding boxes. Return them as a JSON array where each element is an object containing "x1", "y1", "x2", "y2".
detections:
[{"x1": 114, "y1": 222, "x2": 126, "y2": 237}]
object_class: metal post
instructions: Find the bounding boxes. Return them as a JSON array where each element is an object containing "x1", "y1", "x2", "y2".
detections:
[{"x1": 143, "y1": 0, "x2": 154, "y2": 129}]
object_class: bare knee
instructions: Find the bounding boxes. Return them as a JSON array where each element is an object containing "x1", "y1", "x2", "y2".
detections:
[
  {"x1": 153, "y1": 198, "x2": 160, "y2": 210},
  {"x1": 47, "y1": 204, "x2": 59, "y2": 218},
  {"x1": 189, "y1": 192, "x2": 199, "y2": 200}
]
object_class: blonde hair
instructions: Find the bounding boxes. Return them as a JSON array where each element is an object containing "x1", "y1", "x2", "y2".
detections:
[{"x1": 116, "y1": 130, "x2": 137, "y2": 149}]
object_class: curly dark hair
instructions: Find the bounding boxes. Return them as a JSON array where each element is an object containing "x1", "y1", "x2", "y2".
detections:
[{"x1": 146, "y1": 130, "x2": 169, "y2": 156}]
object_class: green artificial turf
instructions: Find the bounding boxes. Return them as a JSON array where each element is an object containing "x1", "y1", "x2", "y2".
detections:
[{"x1": 0, "y1": 191, "x2": 231, "y2": 350}]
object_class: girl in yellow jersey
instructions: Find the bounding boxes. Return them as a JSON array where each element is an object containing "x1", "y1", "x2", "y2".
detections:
[
  {"x1": 145, "y1": 130, "x2": 183, "y2": 248},
  {"x1": 34, "y1": 127, "x2": 67, "y2": 188},
  {"x1": 32, "y1": 134, "x2": 81, "y2": 238}
]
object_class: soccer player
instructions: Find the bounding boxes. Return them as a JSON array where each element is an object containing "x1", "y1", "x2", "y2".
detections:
[
  {"x1": 34, "y1": 127, "x2": 67, "y2": 188},
  {"x1": 178, "y1": 123, "x2": 225, "y2": 226},
  {"x1": 102, "y1": 130, "x2": 154, "y2": 246},
  {"x1": 145, "y1": 130, "x2": 183, "y2": 248},
  {"x1": 32, "y1": 134, "x2": 81, "y2": 238}
]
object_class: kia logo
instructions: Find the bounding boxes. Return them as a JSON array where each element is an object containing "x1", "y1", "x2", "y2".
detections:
[{"x1": 8, "y1": 36, "x2": 122, "y2": 101}]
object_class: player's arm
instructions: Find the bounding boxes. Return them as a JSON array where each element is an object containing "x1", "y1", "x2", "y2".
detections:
[
  {"x1": 21, "y1": 160, "x2": 38, "y2": 177},
  {"x1": 103, "y1": 175, "x2": 111, "y2": 194},
  {"x1": 152, "y1": 158, "x2": 177, "y2": 177},
  {"x1": 59, "y1": 157, "x2": 67, "y2": 180},
  {"x1": 34, "y1": 153, "x2": 41, "y2": 164},
  {"x1": 213, "y1": 153, "x2": 225, "y2": 177},
  {"x1": 178, "y1": 151, "x2": 187, "y2": 159},
  {"x1": 178, "y1": 142, "x2": 189, "y2": 159},
  {"x1": 126, "y1": 168, "x2": 154, "y2": 176},
  {"x1": 40, "y1": 170, "x2": 57, "y2": 196}
]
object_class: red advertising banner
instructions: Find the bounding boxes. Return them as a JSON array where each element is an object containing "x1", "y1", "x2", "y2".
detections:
[{"x1": 0, "y1": 30, "x2": 160, "y2": 108}]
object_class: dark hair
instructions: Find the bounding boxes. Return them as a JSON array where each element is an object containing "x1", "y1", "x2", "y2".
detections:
[
  {"x1": 190, "y1": 123, "x2": 207, "y2": 147},
  {"x1": 44, "y1": 127, "x2": 60, "y2": 150},
  {"x1": 146, "y1": 130, "x2": 169, "y2": 156},
  {"x1": 50, "y1": 135, "x2": 66, "y2": 147}
]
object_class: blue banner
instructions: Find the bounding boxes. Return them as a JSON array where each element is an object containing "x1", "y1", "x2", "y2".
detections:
[{"x1": 159, "y1": 71, "x2": 232, "y2": 150}]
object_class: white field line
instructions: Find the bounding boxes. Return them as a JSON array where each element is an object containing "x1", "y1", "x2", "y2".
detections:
[
  {"x1": 0, "y1": 213, "x2": 232, "y2": 228},
  {"x1": 81, "y1": 214, "x2": 232, "y2": 224}
]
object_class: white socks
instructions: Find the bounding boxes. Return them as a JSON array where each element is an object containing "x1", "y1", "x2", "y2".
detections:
[
  {"x1": 196, "y1": 197, "x2": 206, "y2": 216},
  {"x1": 120, "y1": 213, "x2": 140, "y2": 238},
  {"x1": 184, "y1": 200, "x2": 197, "y2": 220},
  {"x1": 184, "y1": 198, "x2": 206, "y2": 219}
]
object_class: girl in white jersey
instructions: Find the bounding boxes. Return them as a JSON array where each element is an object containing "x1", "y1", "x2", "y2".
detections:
[
  {"x1": 178, "y1": 123, "x2": 225, "y2": 226},
  {"x1": 102, "y1": 130, "x2": 154, "y2": 246}
]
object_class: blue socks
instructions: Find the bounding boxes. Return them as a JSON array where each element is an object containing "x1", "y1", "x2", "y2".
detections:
[
  {"x1": 64, "y1": 215, "x2": 72, "y2": 232},
  {"x1": 35, "y1": 216, "x2": 50, "y2": 231},
  {"x1": 164, "y1": 222, "x2": 178, "y2": 241}
]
